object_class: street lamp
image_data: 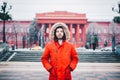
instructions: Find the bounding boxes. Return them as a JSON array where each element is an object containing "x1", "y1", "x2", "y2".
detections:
[
  {"x1": 112, "y1": 2, "x2": 120, "y2": 23},
  {"x1": 112, "y1": 2, "x2": 120, "y2": 14},
  {"x1": 111, "y1": 2, "x2": 120, "y2": 51},
  {"x1": 0, "y1": 1, "x2": 12, "y2": 43}
]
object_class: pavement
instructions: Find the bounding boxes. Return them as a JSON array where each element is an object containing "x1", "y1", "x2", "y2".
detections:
[
  {"x1": 0, "y1": 47, "x2": 119, "y2": 80},
  {"x1": 0, "y1": 62, "x2": 120, "y2": 80}
]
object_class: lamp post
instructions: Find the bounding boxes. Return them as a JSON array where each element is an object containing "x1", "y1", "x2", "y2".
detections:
[
  {"x1": 112, "y1": 2, "x2": 120, "y2": 13},
  {"x1": 0, "y1": 2, "x2": 12, "y2": 43},
  {"x1": 111, "y1": 2, "x2": 120, "y2": 51},
  {"x1": 112, "y1": 2, "x2": 120, "y2": 23}
]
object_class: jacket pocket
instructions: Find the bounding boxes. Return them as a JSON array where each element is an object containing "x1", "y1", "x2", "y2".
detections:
[
  {"x1": 49, "y1": 67, "x2": 57, "y2": 77},
  {"x1": 65, "y1": 66, "x2": 71, "y2": 80}
]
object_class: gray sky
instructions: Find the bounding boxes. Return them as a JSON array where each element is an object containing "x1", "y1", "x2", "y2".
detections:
[{"x1": 0, "y1": 0, "x2": 119, "y2": 21}]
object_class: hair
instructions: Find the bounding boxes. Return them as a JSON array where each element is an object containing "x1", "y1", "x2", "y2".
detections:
[{"x1": 54, "y1": 26, "x2": 66, "y2": 41}]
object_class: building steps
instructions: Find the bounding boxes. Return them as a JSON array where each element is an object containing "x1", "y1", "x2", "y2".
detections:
[{"x1": 1, "y1": 51, "x2": 120, "y2": 63}]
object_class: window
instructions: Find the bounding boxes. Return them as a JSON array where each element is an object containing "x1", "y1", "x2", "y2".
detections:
[
  {"x1": 79, "y1": 29, "x2": 82, "y2": 33},
  {"x1": 21, "y1": 28, "x2": 23, "y2": 33},
  {"x1": 46, "y1": 28, "x2": 49, "y2": 33},
  {"x1": 9, "y1": 28, "x2": 12, "y2": 33},
  {"x1": 98, "y1": 30, "x2": 101, "y2": 34},
  {"x1": 27, "y1": 28, "x2": 29, "y2": 33},
  {"x1": 72, "y1": 28, "x2": 75, "y2": 33},
  {"x1": 104, "y1": 29, "x2": 106, "y2": 33},
  {"x1": 72, "y1": 38, "x2": 75, "y2": 43}
]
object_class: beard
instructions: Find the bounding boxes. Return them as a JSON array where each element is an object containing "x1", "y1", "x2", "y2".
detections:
[
  {"x1": 58, "y1": 37, "x2": 63, "y2": 40},
  {"x1": 54, "y1": 33, "x2": 66, "y2": 42}
]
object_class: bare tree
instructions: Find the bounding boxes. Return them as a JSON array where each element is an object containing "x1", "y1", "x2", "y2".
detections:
[
  {"x1": 6, "y1": 26, "x2": 12, "y2": 42},
  {"x1": 11, "y1": 22, "x2": 21, "y2": 49},
  {"x1": 87, "y1": 22, "x2": 99, "y2": 35},
  {"x1": 109, "y1": 22, "x2": 119, "y2": 35},
  {"x1": 22, "y1": 27, "x2": 28, "y2": 48}
]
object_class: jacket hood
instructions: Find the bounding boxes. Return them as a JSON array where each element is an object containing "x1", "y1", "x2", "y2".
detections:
[{"x1": 49, "y1": 22, "x2": 70, "y2": 40}]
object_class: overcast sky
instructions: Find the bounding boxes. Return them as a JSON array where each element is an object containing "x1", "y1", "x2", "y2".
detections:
[{"x1": 0, "y1": 0, "x2": 120, "y2": 21}]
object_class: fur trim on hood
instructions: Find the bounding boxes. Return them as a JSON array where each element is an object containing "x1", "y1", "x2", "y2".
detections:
[{"x1": 49, "y1": 22, "x2": 70, "y2": 40}]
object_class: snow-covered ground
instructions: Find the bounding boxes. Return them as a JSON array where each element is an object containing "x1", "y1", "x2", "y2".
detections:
[
  {"x1": 76, "y1": 47, "x2": 112, "y2": 52},
  {"x1": 9, "y1": 47, "x2": 113, "y2": 52}
]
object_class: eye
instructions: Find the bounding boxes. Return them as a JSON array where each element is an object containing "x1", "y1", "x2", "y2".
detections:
[
  {"x1": 56, "y1": 30, "x2": 59, "y2": 33},
  {"x1": 60, "y1": 30, "x2": 63, "y2": 33}
]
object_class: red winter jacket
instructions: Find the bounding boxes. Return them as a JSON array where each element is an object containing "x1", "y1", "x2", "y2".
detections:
[{"x1": 41, "y1": 41, "x2": 79, "y2": 80}]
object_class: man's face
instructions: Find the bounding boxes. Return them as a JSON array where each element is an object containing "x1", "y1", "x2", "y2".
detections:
[{"x1": 56, "y1": 28, "x2": 64, "y2": 39}]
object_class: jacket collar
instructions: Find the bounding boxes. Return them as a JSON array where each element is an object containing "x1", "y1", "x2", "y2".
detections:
[{"x1": 54, "y1": 40, "x2": 65, "y2": 48}]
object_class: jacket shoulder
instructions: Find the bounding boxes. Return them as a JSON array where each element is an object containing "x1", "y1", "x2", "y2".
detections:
[
  {"x1": 65, "y1": 41, "x2": 74, "y2": 47},
  {"x1": 45, "y1": 41, "x2": 55, "y2": 48}
]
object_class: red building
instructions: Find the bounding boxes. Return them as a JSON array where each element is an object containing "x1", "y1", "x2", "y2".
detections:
[
  {"x1": 0, "y1": 21, "x2": 30, "y2": 48},
  {"x1": 36, "y1": 11, "x2": 87, "y2": 47},
  {"x1": 0, "y1": 11, "x2": 120, "y2": 48}
]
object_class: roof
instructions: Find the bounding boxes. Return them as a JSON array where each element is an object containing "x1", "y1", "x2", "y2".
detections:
[{"x1": 36, "y1": 11, "x2": 87, "y2": 20}]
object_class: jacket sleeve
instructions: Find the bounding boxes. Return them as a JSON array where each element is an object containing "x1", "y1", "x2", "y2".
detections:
[
  {"x1": 41, "y1": 44, "x2": 52, "y2": 71},
  {"x1": 70, "y1": 45, "x2": 79, "y2": 71}
]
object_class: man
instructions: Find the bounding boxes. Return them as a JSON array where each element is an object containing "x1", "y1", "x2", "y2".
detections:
[
  {"x1": 41, "y1": 22, "x2": 79, "y2": 80},
  {"x1": 91, "y1": 33, "x2": 98, "y2": 50},
  {"x1": 104, "y1": 39, "x2": 107, "y2": 47}
]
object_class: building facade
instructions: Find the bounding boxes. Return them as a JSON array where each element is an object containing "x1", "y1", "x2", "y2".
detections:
[
  {"x1": 0, "y1": 11, "x2": 120, "y2": 48},
  {"x1": 36, "y1": 11, "x2": 87, "y2": 47}
]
